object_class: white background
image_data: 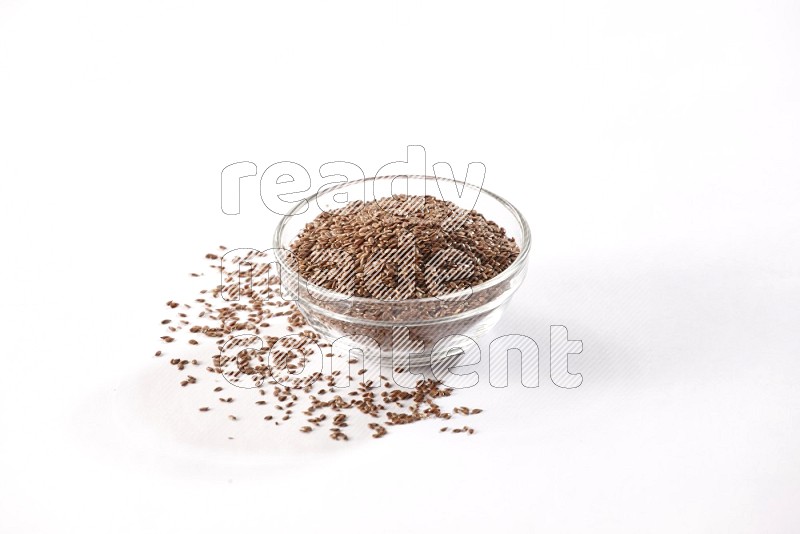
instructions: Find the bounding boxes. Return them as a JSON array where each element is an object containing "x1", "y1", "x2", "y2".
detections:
[{"x1": 2, "y1": 1, "x2": 799, "y2": 532}]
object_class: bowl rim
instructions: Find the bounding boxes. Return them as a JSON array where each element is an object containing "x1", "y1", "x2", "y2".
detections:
[{"x1": 272, "y1": 175, "x2": 531, "y2": 307}]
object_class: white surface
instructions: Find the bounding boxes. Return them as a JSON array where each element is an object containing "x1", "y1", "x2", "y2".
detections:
[{"x1": 2, "y1": 1, "x2": 799, "y2": 532}]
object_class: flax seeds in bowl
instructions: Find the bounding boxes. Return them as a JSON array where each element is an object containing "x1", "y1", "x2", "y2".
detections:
[
  {"x1": 274, "y1": 176, "x2": 531, "y2": 362},
  {"x1": 155, "y1": 183, "x2": 524, "y2": 441}
]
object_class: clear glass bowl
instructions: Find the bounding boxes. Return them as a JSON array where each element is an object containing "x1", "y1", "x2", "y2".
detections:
[{"x1": 273, "y1": 175, "x2": 530, "y2": 362}]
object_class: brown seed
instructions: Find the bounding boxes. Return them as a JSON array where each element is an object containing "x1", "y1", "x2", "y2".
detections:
[
  {"x1": 289, "y1": 195, "x2": 519, "y2": 299},
  {"x1": 160, "y1": 244, "x2": 485, "y2": 442}
]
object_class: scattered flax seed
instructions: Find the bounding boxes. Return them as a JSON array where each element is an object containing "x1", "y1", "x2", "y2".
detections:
[
  {"x1": 330, "y1": 428, "x2": 348, "y2": 441},
  {"x1": 369, "y1": 423, "x2": 387, "y2": 438},
  {"x1": 157, "y1": 247, "x2": 487, "y2": 442}
]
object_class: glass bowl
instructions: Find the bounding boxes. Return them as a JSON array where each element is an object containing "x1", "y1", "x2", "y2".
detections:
[{"x1": 273, "y1": 175, "x2": 530, "y2": 363}]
